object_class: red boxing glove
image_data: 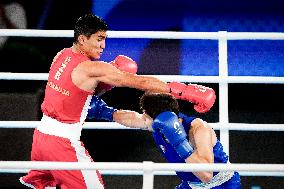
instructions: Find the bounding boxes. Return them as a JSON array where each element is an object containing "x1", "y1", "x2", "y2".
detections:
[
  {"x1": 96, "y1": 55, "x2": 138, "y2": 94},
  {"x1": 111, "y1": 55, "x2": 138, "y2": 74},
  {"x1": 167, "y1": 82, "x2": 216, "y2": 113}
]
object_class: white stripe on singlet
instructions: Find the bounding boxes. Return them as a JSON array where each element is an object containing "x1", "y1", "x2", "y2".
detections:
[
  {"x1": 19, "y1": 177, "x2": 36, "y2": 189},
  {"x1": 70, "y1": 140, "x2": 104, "y2": 189},
  {"x1": 80, "y1": 95, "x2": 92, "y2": 124}
]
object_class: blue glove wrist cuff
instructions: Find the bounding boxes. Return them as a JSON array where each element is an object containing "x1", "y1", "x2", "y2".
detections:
[
  {"x1": 87, "y1": 96, "x2": 117, "y2": 121},
  {"x1": 100, "y1": 106, "x2": 117, "y2": 122},
  {"x1": 176, "y1": 139, "x2": 194, "y2": 159}
]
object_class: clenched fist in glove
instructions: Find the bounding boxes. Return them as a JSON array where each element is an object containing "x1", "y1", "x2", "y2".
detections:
[
  {"x1": 96, "y1": 55, "x2": 138, "y2": 94},
  {"x1": 110, "y1": 55, "x2": 138, "y2": 74},
  {"x1": 167, "y1": 82, "x2": 216, "y2": 113}
]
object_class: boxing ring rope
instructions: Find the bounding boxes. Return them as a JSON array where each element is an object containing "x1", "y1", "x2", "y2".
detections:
[
  {"x1": 0, "y1": 161, "x2": 283, "y2": 173},
  {"x1": 1, "y1": 161, "x2": 284, "y2": 189},
  {"x1": 0, "y1": 121, "x2": 284, "y2": 131},
  {"x1": 0, "y1": 29, "x2": 284, "y2": 187},
  {"x1": 1, "y1": 29, "x2": 284, "y2": 40},
  {"x1": 1, "y1": 73, "x2": 284, "y2": 83}
]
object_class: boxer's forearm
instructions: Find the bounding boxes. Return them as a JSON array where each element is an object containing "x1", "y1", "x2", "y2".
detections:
[{"x1": 113, "y1": 110, "x2": 153, "y2": 130}]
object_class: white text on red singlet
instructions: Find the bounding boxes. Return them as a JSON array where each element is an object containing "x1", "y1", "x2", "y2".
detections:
[{"x1": 54, "y1": 56, "x2": 71, "y2": 80}]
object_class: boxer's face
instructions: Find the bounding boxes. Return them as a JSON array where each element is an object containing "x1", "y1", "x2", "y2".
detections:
[{"x1": 79, "y1": 30, "x2": 107, "y2": 59}]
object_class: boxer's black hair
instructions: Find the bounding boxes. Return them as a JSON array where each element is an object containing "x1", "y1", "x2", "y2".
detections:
[
  {"x1": 140, "y1": 92, "x2": 179, "y2": 119},
  {"x1": 74, "y1": 14, "x2": 108, "y2": 43}
]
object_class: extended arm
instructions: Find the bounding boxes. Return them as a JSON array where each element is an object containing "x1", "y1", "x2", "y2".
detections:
[
  {"x1": 77, "y1": 55, "x2": 216, "y2": 112},
  {"x1": 87, "y1": 96, "x2": 153, "y2": 130}
]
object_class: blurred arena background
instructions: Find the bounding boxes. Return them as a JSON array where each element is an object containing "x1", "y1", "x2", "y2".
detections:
[{"x1": 0, "y1": 0, "x2": 283, "y2": 188}]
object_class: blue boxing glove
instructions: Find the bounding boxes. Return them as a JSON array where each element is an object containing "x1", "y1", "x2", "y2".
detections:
[
  {"x1": 152, "y1": 111, "x2": 193, "y2": 159},
  {"x1": 87, "y1": 96, "x2": 117, "y2": 121}
]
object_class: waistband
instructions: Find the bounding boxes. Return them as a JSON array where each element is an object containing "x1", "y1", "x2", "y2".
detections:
[
  {"x1": 37, "y1": 115, "x2": 83, "y2": 141},
  {"x1": 187, "y1": 171, "x2": 235, "y2": 189}
]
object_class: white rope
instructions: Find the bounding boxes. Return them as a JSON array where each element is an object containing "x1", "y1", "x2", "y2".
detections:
[
  {"x1": 1, "y1": 72, "x2": 284, "y2": 83},
  {"x1": 2, "y1": 162, "x2": 282, "y2": 189},
  {"x1": 211, "y1": 123, "x2": 284, "y2": 131},
  {"x1": 0, "y1": 73, "x2": 48, "y2": 80},
  {"x1": 1, "y1": 169, "x2": 284, "y2": 177},
  {"x1": 0, "y1": 29, "x2": 72, "y2": 38},
  {"x1": 1, "y1": 29, "x2": 284, "y2": 40},
  {"x1": 0, "y1": 121, "x2": 283, "y2": 131},
  {"x1": 0, "y1": 161, "x2": 283, "y2": 172}
]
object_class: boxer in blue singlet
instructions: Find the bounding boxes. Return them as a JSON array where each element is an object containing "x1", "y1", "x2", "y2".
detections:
[{"x1": 139, "y1": 92, "x2": 242, "y2": 189}]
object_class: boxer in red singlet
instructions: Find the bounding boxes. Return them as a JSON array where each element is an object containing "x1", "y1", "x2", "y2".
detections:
[{"x1": 20, "y1": 14, "x2": 216, "y2": 189}]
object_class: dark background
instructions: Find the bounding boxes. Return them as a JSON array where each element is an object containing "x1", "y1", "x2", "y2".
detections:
[{"x1": 0, "y1": 0, "x2": 284, "y2": 188}]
